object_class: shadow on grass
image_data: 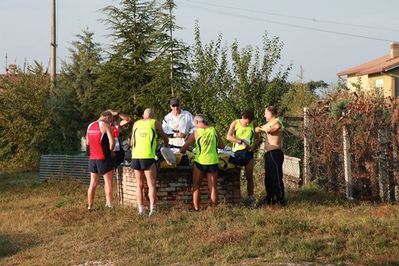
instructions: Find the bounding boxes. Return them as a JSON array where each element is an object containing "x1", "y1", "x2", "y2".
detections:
[
  {"x1": 0, "y1": 235, "x2": 18, "y2": 258},
  {"x1": 0, "y1": 172, "x2": 42, "y2": 191},
  {"x1": 286, "y1": 185, "x2": 350, "y2": 206},
  {"x1": 0, "y1": 233, "x2": 38, "y2": 259}
]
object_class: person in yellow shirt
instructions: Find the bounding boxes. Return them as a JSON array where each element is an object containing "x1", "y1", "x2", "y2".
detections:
[
  {"x1": 226, "y1": 110, "x2": 259, "y2": 204},
  {"x1": 131, "y1": 108, "x2": 169, "y2": 216},
  {"x1": 180, "y1": 114, "x2": 224, "y2": 211}
]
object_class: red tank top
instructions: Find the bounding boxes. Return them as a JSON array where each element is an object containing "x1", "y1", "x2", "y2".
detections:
[
  {"x1": 112, "y1": 125, "x2": 119, "y2": 138},
  {"x1": 111, "y1": 125, "x2": 121, "y2": 151},
  {"x1": 87, "y1": 121, "x2": 106, "y2": 160}
]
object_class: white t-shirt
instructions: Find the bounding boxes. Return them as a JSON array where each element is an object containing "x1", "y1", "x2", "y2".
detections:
[{"x1": 162, "y1": 109, "x2": 194, "y2": 147}]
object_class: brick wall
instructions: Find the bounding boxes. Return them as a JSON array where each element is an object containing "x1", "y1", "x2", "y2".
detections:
[{"x1": 117, "y1": 166, "x2": 242, "y2": 209}]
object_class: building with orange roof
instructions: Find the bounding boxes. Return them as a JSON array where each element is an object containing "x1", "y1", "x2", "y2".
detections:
[{"x1": 338, "y1": 43, "x2": 399, "y2": 98}]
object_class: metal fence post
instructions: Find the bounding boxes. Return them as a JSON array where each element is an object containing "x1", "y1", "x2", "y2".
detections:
[
  {"x1": 303, "y1": 107, "x2": 310, "y2": 185},
  {"x1": 343, "y1": 125, "x2": 353, "y2": 200},
  {"x1": 393, "y1": 128, "x2": 399, "y2": 202},
  {"x1": 377, "y1": 128, "x2": 389, "y2": 201}
]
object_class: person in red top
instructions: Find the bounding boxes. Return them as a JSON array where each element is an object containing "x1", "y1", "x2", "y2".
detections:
[
  {"x1": 108, "y1": 110, "x2": 132, "y2": 168},
  {"x1": 86, "y1": 110, "x2": 115, "y2": 210}
]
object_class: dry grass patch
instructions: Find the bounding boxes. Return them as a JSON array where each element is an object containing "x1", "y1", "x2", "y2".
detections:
[{"x1": 1, "y1": 172, "x2": 399, "y2": 265}]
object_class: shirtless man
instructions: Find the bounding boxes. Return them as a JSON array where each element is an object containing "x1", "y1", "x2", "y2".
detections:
[{"x1": 255, "y1": 106, "x2": 286, "y2": 206}]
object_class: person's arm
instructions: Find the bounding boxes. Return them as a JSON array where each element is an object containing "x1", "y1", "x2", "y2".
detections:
[
  {"x1": 102, "y1": 122, "x2": 115, "y2": 152},
  {"x1": 255, "y1": 124, "x2": 266, "y2": 134},
  {"x1": 226, "y1": 120, "x2": 242, "y2": 144},
  {"x1": 216, "y1": 131, "x2": 224, "y2": 149},
  {"x1": 85, "y1": 130, "x2": 89, "y2": 146},
  {"x1": 155, "y1": 121, "x2": 169, "y2": 146},
  {"x1": 187, "y1": 113, "x2": 195, "y2": 135},
  {"x1": 175, "y1": 112, "x2": 191, "y2": 138},
  {"x1": 251, "y1": 123, "x2": 260, "y2": 151},
  {"x1": 161, "y1": 115, "x2": 168, "y2": 130},
  {"x1": 180, "y1": 133, "x2": 195, "y2": 154},
  {"x1": 85, "y1": 130, "x2": 90, "y2": 155},
  {"x1": 118, "y1": 113, "x2": 132, "y2": 127},
  {"x1": 175, "y1": 132, "x2": 187, "y2": 138},
  {"x1": 162, "y1": 114, "x2": 174, "y2": 136},
  {"x1": 130, "y1": 123, "x2": 136, "y2": 147},
  {"x1": 266, "y1": 121, "x2": 281, "y2": 134}
]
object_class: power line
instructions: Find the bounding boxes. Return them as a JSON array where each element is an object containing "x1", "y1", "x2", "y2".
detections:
[
  {"x1": 178, "y1": 1, "x2": 396, "y2": 43},
  {"x1": 182, "y1": 0, "x2": 399, "y2": 33}
]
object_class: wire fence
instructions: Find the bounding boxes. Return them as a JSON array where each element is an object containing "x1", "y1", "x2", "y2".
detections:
[{"x1": 303, "y1": 92, "x2": 399, "y2": 202}]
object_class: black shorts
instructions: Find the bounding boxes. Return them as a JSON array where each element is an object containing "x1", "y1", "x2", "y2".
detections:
[
  {"x1": 229, "y1": 150, "x2": 254, "y2": 166},
  {"x1": 89, "y1": 158, "x2": 114, "y2": 175},
  {"x1": 131, "y1": 159, "x2": 156, "y2": 170},
  {"x1": 113, "y1": 149, "x2": 125, "y2": 168},
  {"x1": 194, "y1": 162, "x2": 219, "y2": 173}
]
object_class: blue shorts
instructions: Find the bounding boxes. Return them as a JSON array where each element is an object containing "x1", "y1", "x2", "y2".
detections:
[
  {"x1": 89, "y1": 159, "x2": 114, "y2": 175},
  {"x1": 131, "y1": 159, "x2": 156, "y2": 170},
  {"x1": 194, "y1": 162, "x2": 219, "y2": 173},
  {"x1": 229, "y1": 150, "x2": 254, "y2": 166}
]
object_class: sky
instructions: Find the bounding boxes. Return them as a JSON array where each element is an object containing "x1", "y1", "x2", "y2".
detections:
[{"x1": 1, "y1": 0, "x2": 399, "y2": 83}]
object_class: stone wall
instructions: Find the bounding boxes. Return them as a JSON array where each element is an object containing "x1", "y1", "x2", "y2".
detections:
[{"x1": 117, "y1": 166, "x2": 242, "y2": 209}]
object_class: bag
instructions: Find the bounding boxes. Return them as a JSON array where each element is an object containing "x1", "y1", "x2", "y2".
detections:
[{"x1": 160, "y1": 147, "x2": 176, "y2": 165}]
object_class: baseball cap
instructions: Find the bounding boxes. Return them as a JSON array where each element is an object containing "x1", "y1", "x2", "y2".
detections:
[{"x1": 170, "y1": 98, "x2": 180, "y2": 106}]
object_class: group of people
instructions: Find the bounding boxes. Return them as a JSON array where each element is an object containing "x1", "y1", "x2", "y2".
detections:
[{"x1": 86, "y1": 98, "x2": 286, "y2": 216}]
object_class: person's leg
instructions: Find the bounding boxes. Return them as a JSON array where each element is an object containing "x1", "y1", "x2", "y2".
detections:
[
  {"x1": 207, "y1": 171, "x2": 218, "y2": 205},
  {"x1": 273, "y1": 150, "x2": 286, "y2": 205},
  {"x1": 264, "y1": 153, "x2": 274, "y2": 204},
  {"x1": 134, "y1": 169, "x2": 145, "y2": 214},
  {"x1": 144, "y1": 163, "x2": 157, "y2": 215},
  {"x1": 245, "y1": 159, "x2": 255, "y2": 199},
  {"x1": 192, "y1": 164, "x2": 204, "y2": 210},
  {"x1": 103, "y1": 169, "x2": 114, "y2": 207},
  {"x1": 87, "y1": 173, "x2": 100, "y2": 209},
  {"x1": 268, "y1": 151, "x2": 281, "y2": 205}
]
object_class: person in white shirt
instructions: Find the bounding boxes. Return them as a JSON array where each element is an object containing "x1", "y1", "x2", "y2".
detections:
[{"x1": 162, "y1": 98, "x2": 194, "y2": 147}]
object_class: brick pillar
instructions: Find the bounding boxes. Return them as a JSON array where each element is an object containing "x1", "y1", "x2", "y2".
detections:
[{"x1": 118, "y1": 166, "x2": 241, "y2": 209}]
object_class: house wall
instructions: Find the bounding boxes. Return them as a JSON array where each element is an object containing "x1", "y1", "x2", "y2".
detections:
[
  {"x1": 387, "y1": 68, "x2": 399, "y2": 97},
  {"x1": 368, "y1": 74, "x2": 393, "y2": 98},
  {"x1": 347, "y1": 74, "x2": 394, "y2": 98},
  {"x1": 347, "y1": 74, "x2": 369, "y2": 90}
]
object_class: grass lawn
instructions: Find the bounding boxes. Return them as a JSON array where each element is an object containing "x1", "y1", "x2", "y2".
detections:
[{"x1": 1, "y1": 172, "x2": 399, "y2": 265}]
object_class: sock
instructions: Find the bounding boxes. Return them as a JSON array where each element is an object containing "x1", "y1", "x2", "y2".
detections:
[{"x1": 138, "y1": 205, "x2": 145, "y2": 213}]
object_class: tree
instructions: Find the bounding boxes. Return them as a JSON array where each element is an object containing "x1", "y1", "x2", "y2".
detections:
[
  {"x1": 98, "y1": 0, "x2": 162, "y2": 118},
  {"x1": 97, "y1": 0, "x2": 192, "y2": 119},
  {"x1": 0, "y1": 63, "x2": 54, "y2": 169},
  {"x1": 46, "y1": 29, "x2": 104, "y2": 153},
  {"x1": 280, "y1": 69, "x2": 321, "y2": 116},
  {"x1": 308, "y1": 80, "x2": 328, "y2": 93},
  {"x1": 144, "y1": 0, "x2": 191, "y2": 109},
  {"x1": 188, "y1": 24, "x2": 291, "y2": 133},
  {"x1": 59, "y1": 29, "x2": 103, "y2": 124}
]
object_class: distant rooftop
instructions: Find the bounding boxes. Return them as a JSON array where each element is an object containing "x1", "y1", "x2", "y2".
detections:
[{"x1": 338, "y1": 42, "x2": 399, "y2": 77}]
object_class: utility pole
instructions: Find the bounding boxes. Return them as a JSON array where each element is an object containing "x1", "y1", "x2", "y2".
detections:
[
  {"x1": 5, "y1": 53, "x2": 8, "y2": 73},
  {"x1": 169, "y1": 1, "x2": 174, "y2": 97},
  {"x1": 50, "y1": 0, "x2": 57, "y2": 89},
  {"x1": 303, "y1": 107, "x2": 310, "y2": 185}
]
